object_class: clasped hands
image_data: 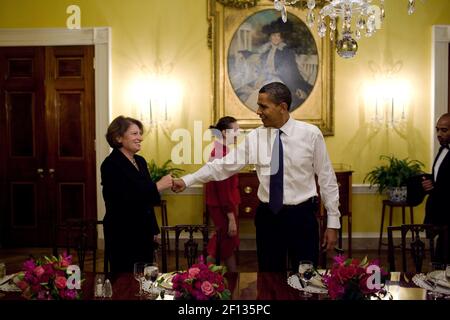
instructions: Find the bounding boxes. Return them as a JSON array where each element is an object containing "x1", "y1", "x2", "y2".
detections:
[
  {"x1": 171, "y1": 178, "x2": 186, "y2": 193},
  {"x1": 156, "y1": 174, "x2": 186, "y2": 193}
]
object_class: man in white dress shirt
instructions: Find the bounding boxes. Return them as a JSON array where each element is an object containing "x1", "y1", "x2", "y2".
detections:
[{"x1": 172, "y1": 82, "x2": 340, "y2": 272}]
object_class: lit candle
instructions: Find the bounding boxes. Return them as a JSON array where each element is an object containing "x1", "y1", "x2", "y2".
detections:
[
  {"x1": 164, "y1": 98, "x2": 168, "y2": 121},
  {"x1": 149, "y1": 98, "x2": 153, "y2": 123}
]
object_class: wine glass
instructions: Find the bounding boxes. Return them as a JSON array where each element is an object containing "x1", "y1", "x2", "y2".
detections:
[
  {"x1": 298, "y1": 260, "x2": 314, "y2": 298},
  {"x1": 445, "y1": 264, "x2": 450, "y2": 282},
  {"x1": 444, "y1": 264, "x2": 450, "y2": 300},
  {"x1": 144, "y1": 263, "x2": 160, "y2": 299},
  {"x1": 427, "y1": 262, "x2": 443, "y2": 300},
  {"x1": 144, "y1": 264, "x2": 159, "y2": 284},
  {"x1": 133, "y1": 262, "x2": 146, "y2": 297}
]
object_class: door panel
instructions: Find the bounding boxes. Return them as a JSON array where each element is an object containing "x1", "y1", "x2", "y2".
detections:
[
  {"x1": 7, "y1": 92, "x2": 35, "y2": 157},
  {"x1": 46, "y1": 46, "x2": 96, "y2": 247},
  {"x1": 57, "y1": 91, "x2": 84, "y2": 158},
  {"x1": 0, "y1": 47, "x2": 46, "y2": 246},
  {"x1": 0, "y1": 45, "x2": 96, "y2": 247}
]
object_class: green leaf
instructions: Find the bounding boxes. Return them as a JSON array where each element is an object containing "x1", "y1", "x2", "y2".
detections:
[
  {"x1": 147, "y1": 159, "x2": 184, "y2": 182},
  {"x1": 360, "y1": 256, "x2": 368, "y2": 267},
  {"x1": 363, "y1": 155, "x2": 424, "y2": 193}
]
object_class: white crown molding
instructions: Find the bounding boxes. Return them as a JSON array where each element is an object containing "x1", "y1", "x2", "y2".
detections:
[
  {"x1": 0, "y1": 27, "x2": 110, "y2": 46},
  {"x1": 0, "y1": 27, "x2": 112, "y2": 223}
]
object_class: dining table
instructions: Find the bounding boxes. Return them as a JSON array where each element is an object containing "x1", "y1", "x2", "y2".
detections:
[{"x1": 0, "y1": 271, "x2": 433, "y2": 301}]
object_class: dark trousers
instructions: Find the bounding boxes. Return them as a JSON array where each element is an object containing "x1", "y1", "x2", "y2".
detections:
[{"x1": 255, "y1": 200, "x2": 319, "y2": 272}]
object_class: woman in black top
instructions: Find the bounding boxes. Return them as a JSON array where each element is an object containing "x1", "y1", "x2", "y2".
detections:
[{"x1": 101, "y1": 116, "x2": 173, "y2": 273}]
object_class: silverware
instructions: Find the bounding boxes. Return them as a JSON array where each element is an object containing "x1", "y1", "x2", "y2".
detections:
[
  {"x1": 423, "y1": 278, "x2": 435, "y2": 289},
  {"x1": 296, "y1": 274, "x2": 305, "y2": 289}
]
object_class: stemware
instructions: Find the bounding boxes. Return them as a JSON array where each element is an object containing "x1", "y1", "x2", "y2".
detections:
[
  {"x1": 427, "y1": 262, "x2": 444, "y2": 300},
  {"x1": 144, "y1": 263, "x2": 160, "y2": 299},
  {"x1": 445, "y1": 264, "x2": 450, "y2": 282},
  {"x1": 298, "y1": 260, "x2": 315, "y2": 298},
  {"x1": 133, "y1": 262, "x2": 146, "y2": 297}
]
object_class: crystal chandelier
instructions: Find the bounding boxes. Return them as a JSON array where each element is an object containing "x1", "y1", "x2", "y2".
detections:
[{"x1": 273, "y1": 0, "x2": 418, "y2": 59}]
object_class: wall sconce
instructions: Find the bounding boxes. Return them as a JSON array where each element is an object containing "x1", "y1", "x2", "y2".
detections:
[
  {"x1": 364, "y1": 79, "x2": 410, "y2": 128},
  {"x1": 131, "y1": 76, "x2": 183, "y2": 132}
]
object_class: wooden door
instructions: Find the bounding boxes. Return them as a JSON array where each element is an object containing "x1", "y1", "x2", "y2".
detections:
[
  {"x1": 0, "y1": 47, "x2": 47, "y2": 245},
  {"x1": 0, "y1": 46, "x2": 96, "y2": 247}
]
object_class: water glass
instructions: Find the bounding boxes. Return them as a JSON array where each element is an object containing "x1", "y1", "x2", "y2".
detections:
[
  {"x1": 298, "y1": 260, "x2": 314, "y2": 298},
  {"x1": 134, "y1": 262, "x2": 147, "y2": 297},
  {"x1": 445, "y1": 264, "x2": 450, "y2": 282},
  {"x1": 0, "y1": 262, "x2": 5, "y2": 279},
  {"x1": 427, "y1": 262, "x2": 443, "y2": 300},
  {"x1": 144, "y1": 264, "x2": 159, "y2": 284}
]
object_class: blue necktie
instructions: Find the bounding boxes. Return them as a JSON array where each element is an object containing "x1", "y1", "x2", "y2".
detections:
[{"x1": 269, "y1": 129, "x2": 284, "y2": 214}]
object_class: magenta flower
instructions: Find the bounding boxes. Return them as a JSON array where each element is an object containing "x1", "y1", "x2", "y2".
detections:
[
  {"x1": 17, "y1": 254, "x2": 82, "y2": 300},
  {"x1": 171, "y1": 258, "x2": 231, "y2": 300},
  {"x1": 323, "y1": 255, "x2": 387, "y2": 300},
  {"x1": 188, "y1": 267, "x2": 200, "y2": 279},
  {"x1": 201, "y1": 281, "x2": 215, "y2": 296},
  {"x1": 23, "y1": 259, "x2": 36, "y2": 272}
]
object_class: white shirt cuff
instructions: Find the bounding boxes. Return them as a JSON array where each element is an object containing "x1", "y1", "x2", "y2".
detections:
[
  {"x1": 181, "y1": 174, "x2": 195, "y2": 187},
  {"x1": 327, "y1": 215, "x2": 341, "y2": 229}
]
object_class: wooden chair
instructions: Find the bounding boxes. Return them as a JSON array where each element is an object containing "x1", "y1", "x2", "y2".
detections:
[
  {"x1": 160, "y1": 224, "x2": 220, "y2": 272},
  {"x1": 387, "y1": 224, "x2": 448, "y2": 272},
  {"x1": 53, "y1": 218, "x2": 99, "y2": 272},
  {"x1": 155, "y1": 200, "x2": 170, "y2": 252}
]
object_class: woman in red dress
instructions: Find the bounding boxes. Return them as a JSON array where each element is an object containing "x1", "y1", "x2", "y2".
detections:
[{"x1": 205, "y1": 116, "x2": 241, "y2": 272}]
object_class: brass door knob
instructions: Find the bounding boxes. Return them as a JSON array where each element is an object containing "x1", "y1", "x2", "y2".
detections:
[{"x1": 37, "y1": 168, "x2": 44, "y2": 178}]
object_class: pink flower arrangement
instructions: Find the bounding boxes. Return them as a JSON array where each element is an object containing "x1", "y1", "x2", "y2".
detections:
[
  {"x1": 172, "y1": 262, "x2": 231, "y2": 300},
  {"x1": 323, "y1": 255, "x2": 388, "y2": 300},
  {"x1": 16, "y1": 253, "x2": 83, "y2": 300}
]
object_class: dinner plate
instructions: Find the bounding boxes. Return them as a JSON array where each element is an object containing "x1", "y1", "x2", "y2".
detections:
[
  {"x1": 0, "y1": 274, "x2": 21, "y2": 292},
  {"x1": 412, "y1": 273, "x2": 450, "y2": 295},
  {"x1": 427, "y1": 270, "x2": 450, "y2": 289}
]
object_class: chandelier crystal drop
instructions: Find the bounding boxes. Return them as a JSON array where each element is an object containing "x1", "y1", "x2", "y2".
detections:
[{"x1": 273, "y1": 0, "x2": 418, "y2": 58}]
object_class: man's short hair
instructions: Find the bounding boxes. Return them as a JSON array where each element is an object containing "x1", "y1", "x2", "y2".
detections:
[
  {"x1": 106, "y1": 116, "x2": 143, "y2": 148},
  {"x1": 259, "y1": 82, "x2": 292, "y2": 111}
]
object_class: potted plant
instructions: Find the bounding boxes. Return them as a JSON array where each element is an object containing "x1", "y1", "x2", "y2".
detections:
[
  {"x1": 147, "y1": 159, "x2": 184, "y2": 182},
  {"x1": 363, "y1": 155, "x2": 425, "y2": 202}
]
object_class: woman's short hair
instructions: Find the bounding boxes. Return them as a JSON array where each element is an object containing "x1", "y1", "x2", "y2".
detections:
[{"x1": 106, "y1": 116, "x2": 144, "y2": 148}]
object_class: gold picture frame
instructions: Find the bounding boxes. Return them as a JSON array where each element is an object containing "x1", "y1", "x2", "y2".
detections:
[{"x1": 208, "y1": 0, "x2": 334, "y2": 135}]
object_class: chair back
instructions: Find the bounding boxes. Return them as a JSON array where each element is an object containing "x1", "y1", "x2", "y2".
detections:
[
  {"x1": 53, "y1": 218, "x2": 99, "y2": 272},
  {"x1": 160, "y1": 224, "x2": 210, "y2": 272},
  {"x1": 388, "y1": 224, "x2": 448, "y2": 272}
]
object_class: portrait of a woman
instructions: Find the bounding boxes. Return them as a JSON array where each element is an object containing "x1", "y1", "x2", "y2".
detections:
[{"x1": 228, "y1": 10, "x2": 318, "y2": 112}]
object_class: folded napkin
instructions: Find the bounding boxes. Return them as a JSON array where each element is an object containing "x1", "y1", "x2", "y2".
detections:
[
  {"x1": 309, "y1": 276, "x2": 326, "y2": 289},
  {"x1": 435, "y1": 279, "x2": 450, "y2": 289},
  {"x1": 156, "y1": 272, "x2": 175, "y2": 289},
  {"x1": 0, "y1": 274, "x2": 21, "y2": 292}
]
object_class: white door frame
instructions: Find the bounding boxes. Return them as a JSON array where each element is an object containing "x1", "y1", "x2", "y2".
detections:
[
  {"x1": 0, "y1": 27, "x2": 111, "y2": 222},
  {"x1": 432, "y1": 25, "x2": 450, "y2": 162}
]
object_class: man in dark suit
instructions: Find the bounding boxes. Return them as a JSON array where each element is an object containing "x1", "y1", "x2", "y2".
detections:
[{"x1": 422, "y1": 113, "x2": 450, "y2": 262}]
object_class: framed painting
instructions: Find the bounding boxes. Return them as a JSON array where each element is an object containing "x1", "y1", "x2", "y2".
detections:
[{"x1": 208, "y1": 0, "x2": 334, "y2": 135}]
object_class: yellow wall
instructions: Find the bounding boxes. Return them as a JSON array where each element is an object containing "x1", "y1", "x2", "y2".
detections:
[{"x1": 1, "y1": 0, "x2": 449, "y2": 234}]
